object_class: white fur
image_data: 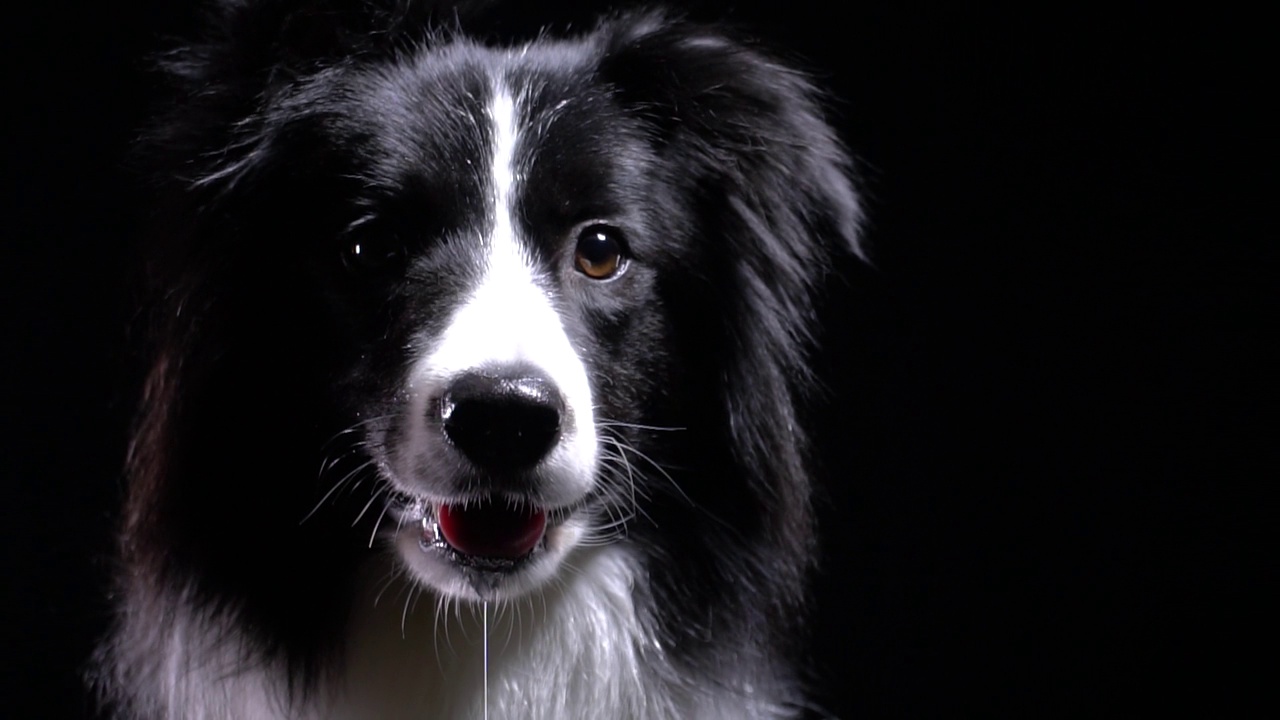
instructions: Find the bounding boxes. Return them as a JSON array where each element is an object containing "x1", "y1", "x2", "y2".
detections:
[
  {"x1": 397, "y1": 84, "x2": 597, "y2": 504},
  {"x1": 388, "y1": 83, "x2": 601, "y2": 604},
  {"x1": 330, "y1": 546, "x2": 677, "y2": 719},
  {"x1": 128, "y1": 546, "x2": 782, "y2": 719},
  {"x1": 105, "y1": 581, "x2": 293, "y2": 719}
]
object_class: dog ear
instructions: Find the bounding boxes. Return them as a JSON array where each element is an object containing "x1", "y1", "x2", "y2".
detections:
[
  {"x1": 140, "y1": 1, "x2": 472, "y2": 206},
  {"x1": 599, "y1": 14, "x2": 864, "y2": 260},
  {"x1": 598, "y1": 14, "x2": 864, "y2": 547},
  {"x1": 158, "y1": 1, "x2": 486, "y2": 90},
  {"x1": 598, "y1": 16, "x2": 864, "y2": 384}
]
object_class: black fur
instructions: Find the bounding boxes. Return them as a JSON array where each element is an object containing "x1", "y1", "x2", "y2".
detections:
[{"x1": 95, "y1": 2, "x2": 861, "y2": 716}]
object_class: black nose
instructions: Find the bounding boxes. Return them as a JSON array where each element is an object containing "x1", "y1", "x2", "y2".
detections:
[{"x1": 439, "y1": 371, "x2": 564, "y2": 471}]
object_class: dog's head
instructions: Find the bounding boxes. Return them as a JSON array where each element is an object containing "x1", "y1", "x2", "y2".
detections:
[{"x1": 127, "y1": 2, "x2": 860, "y2": 611}]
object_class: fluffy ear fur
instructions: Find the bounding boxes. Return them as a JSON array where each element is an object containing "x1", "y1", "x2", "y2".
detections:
[
  {"x1": 603, "y1": 16, "x2": 863, "y2": 526},
  {"x1": 585, "y1": 10, "x2": 865, "y2": 673},
  {"x1": 139, "y1": 1, "x2": 453, "y2": 200},
  {"x1": 160, "y1": 0, "x2": 481, "y2": 78}
]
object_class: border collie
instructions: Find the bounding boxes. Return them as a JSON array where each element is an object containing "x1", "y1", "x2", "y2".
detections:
[{"x1": 94, "y1": 2, "x2": 862, "y2": 717}]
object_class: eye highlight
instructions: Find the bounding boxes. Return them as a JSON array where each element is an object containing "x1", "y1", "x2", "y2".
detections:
[
  {"x1": 573, "y1": 224, "x2": 628, "y2": 280},
  {"x1": 341, "y1": 237, "x2": 405, "y2": 275}
]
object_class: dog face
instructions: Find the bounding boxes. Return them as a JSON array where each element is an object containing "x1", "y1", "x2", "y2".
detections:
[
  {"x1": 244, "y1": 43, "x2": 676, "y2": 602},
  {"x1": 343, "y1": 57, "x2": 665, "y2": 602}
]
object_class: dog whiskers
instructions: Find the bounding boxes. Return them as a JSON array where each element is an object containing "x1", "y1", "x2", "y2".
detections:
[
  {"x1": 299, "y1": 457, "x2": 377, "y2": 525},
  {"x1": 595, "y1": 419, "x2": 686, "y2": 433},
  {"x1": 352, "y1": 484, "x2": 392, "y2": 528},
  {"x1": 400, "y1": 583, "x2": 417, "y2": 639},
  {"x1": 368, "y1": 495, "x2": 394, "y2": 548},
  {"x1": 608, "y1": 436, "x2": 693, "y2": 507},
  {"x1": 371, "y1": 563, "x2": 407, "y2": 609},
  {"x1": 431, "y1": 593, "x2": 448, "y2": 669},
  {"x1": 318, "y1": 414, "x2": 394, "y2": 452}
]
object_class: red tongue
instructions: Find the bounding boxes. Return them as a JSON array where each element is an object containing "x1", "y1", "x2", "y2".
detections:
[{"x1": 436, "y1": 503, "x2": 547, "y2": 559}]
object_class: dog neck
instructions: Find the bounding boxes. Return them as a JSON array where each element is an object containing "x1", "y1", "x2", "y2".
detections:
[
  {"x1": 333, "y1": 546, "x2": 671, "y2": 719},
  {"x1": 111, "y1": 545, "x2": 790, "y2": 718}
]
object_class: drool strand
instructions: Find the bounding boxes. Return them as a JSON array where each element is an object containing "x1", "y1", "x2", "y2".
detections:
[{"x1": 482, "y1": 600, "x2": 489, "y2": 720}]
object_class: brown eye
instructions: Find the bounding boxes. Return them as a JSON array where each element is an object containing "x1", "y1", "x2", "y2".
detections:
[{"x1": 574, "y1": 224, "x2": 627, "y2": 280}]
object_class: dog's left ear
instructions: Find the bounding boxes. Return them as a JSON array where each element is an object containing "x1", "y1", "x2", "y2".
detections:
[
  {"x1": 598, "y1": 14, "x2": 864, "y2": 530},
  {"x1": 599, "y1": 14, "x2": 865, "y2": 263}
]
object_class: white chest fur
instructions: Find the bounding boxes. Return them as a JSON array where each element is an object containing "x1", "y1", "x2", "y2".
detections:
[
  {"x1": 138, "y1": 546, "x2": 787, "y2": 719},
  {"x1": 329, "y1": 547, "x2": 677, "y2": 719}
]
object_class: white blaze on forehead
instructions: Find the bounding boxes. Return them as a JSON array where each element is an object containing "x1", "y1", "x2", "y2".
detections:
[
  {"x1": 491, "y1": 90, "x2": 519, "y2": 219},
  {"x1": 402, "y1": 84, "x2": 597, "y2": 500}
]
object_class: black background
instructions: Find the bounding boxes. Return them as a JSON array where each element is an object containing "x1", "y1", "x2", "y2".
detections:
[{"x1": 2, "y1": 2, "x2": 1262, "y2": 717}]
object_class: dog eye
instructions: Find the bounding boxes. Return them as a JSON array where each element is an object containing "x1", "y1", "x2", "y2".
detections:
[
  {"x1": 574, "y1": 225, "x2": 627, "y2": 280},
  {"x1": 341, "y1": 239, "x2": 405, "y2": 275}
]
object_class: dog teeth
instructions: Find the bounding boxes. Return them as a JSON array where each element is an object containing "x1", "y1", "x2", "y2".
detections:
[{"x1": 422, "y1": 515, "x2": 442, "y2": 544}]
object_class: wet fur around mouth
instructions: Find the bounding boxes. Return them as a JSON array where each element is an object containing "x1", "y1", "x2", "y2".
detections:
[{"x1": 92, "y1": 2, "x2": 863, "y2": 718}]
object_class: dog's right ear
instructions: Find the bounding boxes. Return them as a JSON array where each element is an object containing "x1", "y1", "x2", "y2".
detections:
[
  {"x1": 162, "y1": 1, "x2": 490, "y2": 92},
  {"x1": 142, "y1": 1, "x2": 495, "y2": 205}
]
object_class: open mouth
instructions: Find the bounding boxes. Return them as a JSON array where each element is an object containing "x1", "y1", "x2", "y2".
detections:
[
  {"x1": 420, "y1": 500, "x2": 549, "y2": 571},
  {"x1": 394, "y1": 492, "x2": 589, "y2": 600}
]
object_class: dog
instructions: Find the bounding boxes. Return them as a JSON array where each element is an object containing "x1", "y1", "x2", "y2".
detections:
[{"x1": 93, "y1": 1, "x2": 862, "y2": 717}]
